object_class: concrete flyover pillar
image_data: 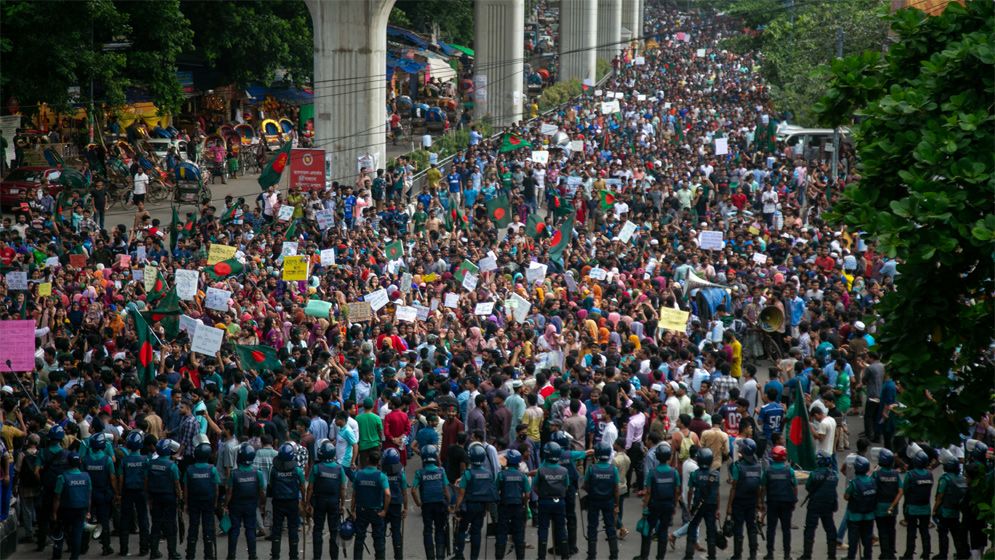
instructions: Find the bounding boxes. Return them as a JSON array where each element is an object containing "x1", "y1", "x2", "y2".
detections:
[
  {"x1": 306, "y1": 0, "x2": 395, "y2": 182},
  {"x1": 474, "y1": 0, "x2": 525, "y2": 127},
  {"x1": 621, "y1": 0, "x2": 640, "y2": 42},
  {"x1": 636, "y1": 0, "x2": 645, "y2": 41},
  {"x1": 558, "y1": 0, "x2": 598, "y2": 84},
  {"x1": 597, "y1": 0, "x2": 622, "y2": 63}
]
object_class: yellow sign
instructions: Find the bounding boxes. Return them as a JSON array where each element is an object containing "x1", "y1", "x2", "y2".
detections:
[
  {"x1": 422, "y1": 273, "x2": 439, "y2": 283},
  {"x1": 38, "y1": 282, "x2": 52, "y2": 297},
  {"x1": 207, "y1": 244, "x2": 237, "y2": 265},
  {"x1": 658, "y1": 307, "x2": 690, "y2": 332},
  {"x1": 748, "y1": 226, "x2": 761, "y2": 236},
  {"x1": 282, "y1": 256, "x2": 309, "y2": 281}
]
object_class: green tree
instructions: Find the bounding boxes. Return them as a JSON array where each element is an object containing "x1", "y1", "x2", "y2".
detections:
[
  {"x1": 120, "y1": 0, "x2": 194, "y2": 114},
  {"x1": 393, "y1": 0, "x2": 474, "y2": 46},
  {"x1": 815, "y1": 1, "x2": 994, "y2": 445}
]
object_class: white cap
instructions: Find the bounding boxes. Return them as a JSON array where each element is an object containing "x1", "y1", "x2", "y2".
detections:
[
  {"x1": 651, "y1": 383, "x2": 664, "y2": 392},
  {"x1": 854, "y1": 320, "x2": 866, "y2": 331},
  {"x1": 0, "y1": 386, "x2": 12, "y2": 395}
]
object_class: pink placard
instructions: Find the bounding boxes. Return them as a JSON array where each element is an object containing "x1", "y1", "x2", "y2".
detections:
[{"x1": 0, "y1": 320, "x2": 36, "y2": 372}]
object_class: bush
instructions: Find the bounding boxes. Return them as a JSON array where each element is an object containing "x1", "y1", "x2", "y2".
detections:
[
  {"x1": 596, "y1": 58, "x2": 611, "y2": 80},
  {"x1": 538, "y1": 80, "x2": 584, "y2": 112}
]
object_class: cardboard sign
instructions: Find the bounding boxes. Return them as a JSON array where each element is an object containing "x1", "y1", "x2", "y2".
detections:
[
  {"x1": 618, "y1": 221, "x2": 637, "y2": 243},
  {"x1": 143, "y1": 265, "x2": 158, "y2": 292},
  {"x1": 568, "y1": 140, "x2": 584, "y2": 153},
  {"x1": 423, "y1": 273, "x2": 439, "y2": 283},
  {"x1": 698, "y1": 230, "x2": 724, "y2": 251},
  {"x1": 511, "y1": 293, "x2": 531, "y2": 323},
  {"x1": 540, "y1": 123, "x2": 559, "y2": 136},
  {"x1": 444, "y1": 293, "x2": 460, "y2": 308},
  {"x1": 37, "y1": 282, "x2": 52, "y2": 297},
  {"x1": 365, "y1": 288, "x2": 389, "y2": 311},
  {"x1": 429, "y1": 298, "x2": 440, "y2": 312},
  {"x1": 588, "y1": 267, "x2": 608, "y2": 281},
  {"x1": 315, "y1": 209, "x2": 335, "y2": 231},
  {"x1": 478, "y1": 256, "x2": 497, "y2": 273},
  {"x1": 414, "y1": 305, "x2": 431, "y2": 321},
  {"x1": 174, "y1": 269, "x2": 199, "y2": 300},
  {"x1": 282, "y1": 255, "x2": 309, "y2": 281},
  {"x1": 179, "y1": 314, "x2": 202, "y2": 335},
  {"x1": 395, "y1": 305, "x2": 418, "y2": 323},
  {"x1": 474, "y1": 301, "x2": 495, "y2": 316},
  {"x1": 290, "y1": 148, "x2": 326, "y2": 191},
  {"x1": 659, "y1": 307, "x2": 691, "y2": 332},
  {"x1": 305, "y1": 299, "x2": 332, "y2": 318},
  {"x1": 601, "y1": 100, "x2": 620, "y2": 115},
  {"x1": 0, "y1": 320, "x2": 36, "y2": 371},
  {"x1": 205, "y1": 287, "x2": 231, "y2": 311},
  {"x1": 525, "y1": 262, "x2": 547, "y2": 284},
  {"x1": 320, "y1": 248, "x2": 336, "y2": 267},
  {"x1": 207, "y1": 244, "x2": 237, "y2": 265},
  {"x1": 348, "y1": 301, "x2": 372, "y2": 322},
  {"x1": 752, "y1": 253, "x2": 769, "y2": 264},
  {"x1": 531, "y1": 150, "x2": 549, "y2": 164},
  {"x1": 191, "y1": 324, "x2": 224, "y2": 356},
  {"x1": 5, "y1": 271, "x2": 27, "y2": 291},
  {"x1": 462, "y1": 272, "x2": 478, "y2": 291},
  {"x1": 277, "y1": 205, "x2": 294, "y2": 222},
  {"x1": 118, "y1": 254, "x2": 131, "y2": 268},
  {"x1": 400, "y1": 273, "x2": 413, "y2": 293},
  {"x1": 714, "y1": 137, "x2": 729, "y2": 156},
  {"x1": 136, "y1": 246, "x2": 147, "y2": 264}
]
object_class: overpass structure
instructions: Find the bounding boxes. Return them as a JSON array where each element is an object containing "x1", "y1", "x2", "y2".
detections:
[{"x1": 305, "y1": 0, "x2": 643, "y2": 180}]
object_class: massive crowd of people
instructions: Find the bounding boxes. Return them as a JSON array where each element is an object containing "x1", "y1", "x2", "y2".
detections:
[{"x1": 0, "y1": 3, "x2": 991, "y2": 560}]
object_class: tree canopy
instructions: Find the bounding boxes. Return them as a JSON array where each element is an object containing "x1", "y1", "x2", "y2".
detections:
[{"x1": 815, "y1": 0, "x2": 994, "y2": 445}]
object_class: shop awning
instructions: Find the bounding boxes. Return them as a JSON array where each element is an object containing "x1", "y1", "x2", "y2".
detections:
[
  {"x1": 449, "y1": 44, "x2": 475, "y2": 57},
  {"x1": 245, "y1": 85, "x2": 313, "y2": 103},
  {"x1": 387, "y1": 53, "x2": 426, "y2": 74},
  {"x1": 387, "y1": 25, "x2": 430, "y2": 49}
]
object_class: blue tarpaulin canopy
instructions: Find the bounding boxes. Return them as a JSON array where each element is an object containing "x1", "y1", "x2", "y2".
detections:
[
  {"x1": 387, "y1": 25, "x2": 430, "y2": 49},
  {"x1": 245, "y1": 85, "x2": 313, "y2": 103}
]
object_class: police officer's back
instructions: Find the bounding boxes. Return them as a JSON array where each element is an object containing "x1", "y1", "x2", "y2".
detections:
[
  {"x1": 184, "y1": 442, "x2": 221, "y2": 560},
  {"x1": 269, "y1": 443, "x2": 306, "y2": 560},
  {"x1": 640, "y1": 442, "x2": 679, "y2": 560},
  {"x1": 147, "y1": 438, "x2": 182, "y2": 560},
  {"x1": 583, "y1": 442, "x2": 619, "y2": 560},
  {"x1": 52, "y1": 452, "x2": 91, "y2": 560},
  {"x1": 306, "y1": 440, "x2": 348, "y2": 560},
  {"x1": 844, "y1": 455, "x2": 876, "y2": 560},
  {"x1": 533, "y1": 442, "x2": 570, "y2": 560},
  {"x1": 116, "y1": 430, "x2": 150, "y2": 557},
  {"x1": 800, "y1": 451, "x2": 839, "y2": 560}
]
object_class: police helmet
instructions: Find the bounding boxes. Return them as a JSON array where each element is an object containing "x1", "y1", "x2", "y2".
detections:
[
  {"x1": 237, "y1": 443, "x2": 256, "y2": 465},
  {"x1": 771, "y1": 445, "x2": 788, "y2": 462},
  {"x1": 277, "y1": 443, "x2": 296, "y2": 463},
  {"x1": 911, "y1": 449, "x2": 929, "y2": 469},
  {"x1": 318, "y1": 440, "x2": 336, "y2": 462},
  {"x1": 382, "y1": 448, "x2": 402, "y2": 473},
  {"x1": 550, "y1": 430, "x2": 570, "y2": 449},
  {"x1": 89, "y1": 432, "x2": 107, "y2": 451},
  {"x1": 194, "y1": 442, "x2": 212, "y2": 463},
  {"x1": 505, "y1": 449, "x2": 522, "y2": 468},
  {"x1": 469, "y1": 444, "x2": 487, "y2": 466},
  {"x1": 696, "y1": 447, "x2": 713, "y2": 466},
  {"x1": 422, "y1": 444, "x2": 439, "y2": 465},
  {"x1": 816, "y1": 451, "x2": 834, "y2": 468},
  {"x1": 738, "y1": 438, "x2": 756, "y2": 459},
  {"x1": 155, "y1": 439, "x2": 176, "y2": 457},
  {"x1": 594, "y1": 442, "x2": 611, "y2": 462},
  {"x1": 655, "y1": 442, "x2": 673, "y2": 464},
  {"x1": 543, "y1": 442, "x2": 562, "y2": 463},
  {"x1": 853, "y1": 455, "x2": 871, "y2": 476},
  {"x1": 67, "y1": 452, "x2": 81, "y2": 468},
  {"x1": 48, "y1": 425, "x2": 65, "y2": 443},
  {"x1": 942, "y1": 457, "x2": 961, "y2": 474},
  {"x1": 340, "y1": 518, "x2": 356, "y2": 540},
  {"x1": 967, "y1": 439, "x2": 989, "y2": 462},
  {"x1": 878, "y1": 448, "x2": 895, "y2": 468},
  {"x1": 126, "y1": 430, "x2": 144, "y2": 451}
]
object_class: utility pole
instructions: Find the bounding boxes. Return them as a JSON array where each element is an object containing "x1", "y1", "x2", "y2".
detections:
[{"x1": 831, "y1": 28, "x2": 843, "y2": 185}]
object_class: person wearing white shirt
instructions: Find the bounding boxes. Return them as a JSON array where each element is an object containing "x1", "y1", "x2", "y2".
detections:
[
  {"x1": 810, "y1": 406, "x2": 837, "y2": 456},
  {"x1": 132, "y1": 170, "x2": 149, "y2": 205},
  {"x1": 664, "y1": 383, "x2": 682, "y2": 432},
  {"x1": 601, "y1": 406, "x2": 620, "y2": 452}
]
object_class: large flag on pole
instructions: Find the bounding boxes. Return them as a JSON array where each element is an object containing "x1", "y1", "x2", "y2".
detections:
[
  {"x1": 258, "y1": 142, "x2": 293, "y2": 189},
  {"x1": 548, "y1": 215, "x2": 575, "y2": 265},
  {"x1": 785, "y1": 382, "x2": 817, "y2": 470},
  {"x1": 486, "y1": 195, "x2": 513, "y2": 228},
  {"x1": 128, "y1": 306, "x2": 157, "y2": 388},
  {"x1": 235, "y1": 344, "x2": 282, "y2": 372}
]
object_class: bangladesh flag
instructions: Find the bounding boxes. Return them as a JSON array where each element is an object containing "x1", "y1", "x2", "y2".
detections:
[
  {"x1": 258, "y1": 142, "x2": 293, "y2": 190},
  {"x1": 446, "y1": 207, "x2": 470, "y2": 232},
  {"x1": 526, "y1": 214, "x2": 547, "y2": 239},
  {"x1": 454, "y1": 259, "x2": 479, "y2": 283},
  {"x1": 170, "y1": 206, "x2": 181, "y2": 252},
  {"x1": 128, "y1": 306, "x2": 157, "y2": 389},
  {"x1": 548, "y1": 215, "x2": 575, "y2": 264},
  {"x1": 599, "y1": 189, "x2": 616, "y2": 211},
  {"x1": 149, "y1": 287, "x2": 181, "y2": 340},
  {"x1": 552, "y1": 195, "x2": 575, "y2": 218},
  {"x1": 220, "y1": 198, "x2": 244, "y2": 224},
  {"x1": 785, "y1": 382, "x2": 817, "y2": 470},
  {"x1": 486, "y1": 195, "x2": 513, "y2": 228},
  {"x1": 498, "y1": 132, "x2": 531, "y2": 153},
  {"x1": 146, "y1": 270, "x2": 168, "y2": 303},
  {"x1": 767, "y1": 119, "x2": 778, "y2": 153},
  {"x1": 285, "y1": 218, "x2": 301, "y2": 239},
  {"x1": 385, "y1": 240, "x2": 404, "y2": 261},
  {"x1": 235, "y1": 344, "x2": 281, "y2": 372},
  {"x1": 206, "y1": 257, "x2": 244, "y2": 281}
]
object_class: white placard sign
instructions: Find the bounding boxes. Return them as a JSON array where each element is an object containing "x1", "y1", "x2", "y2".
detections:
[
  {"x1": 174, "y1": 269, "x2": 199, "y2": 300},
  {"x1": 511, "y1": 293, "x2": 532, "y2": 323},
  {"x1": 564, "y1": 271, "x2": 578, "y2": 292},
  {"x1": 5, "y1": 271, "x2": 27, "y2": 290},
  {"x1": 478, "y1": 256, "x2": 497, "y2": 273},
  {"x1": 589, "y1": 267, "x2": 608, "y2": 281},
  {"x1": 277, "y1": 205, "x2": 294, "y2": 222},
  {"x1": 474, "y1": 301, "x2": 495, "y2": 316},
  {"x1": 365, "y1": 288, "x2": 389, "y2": 311},
  {"x1": 281, "y1": 242, "x2": 299, "y2": 257},
  {"x1": 320, "y1": 248, "x2": 336, "y2": 266},
  {"x1": 614, "y1": 92, "x2": 624, "y2": 100},
  {"x1": 414, "y1": 304, "x2": 431, "y2": 321},
  {"x1": 637, "y1": 94, "x2": 647, "y2": 101},
  {"x1": 601, "y1": 100, "x2": 620, "y2": 114},
  {"x1": 179, "y1": 314, "x2": 202, "y2": 335},
  {"x1": 618, "y1": 221, "x2": 638, "y2": 243},
  {"x1": 605, "y1": 91, "x2": 615, "y2": 98},
  {"x1": 531, "y1": 150, "x2": 549, "y2": 164},
  {"x1": 699, "y1": 230, "x2": 724, "y2": 251},
  {"x1": 525, "y1": 262, "x2": 547, "y2": 284},
  {"x1": 462, "y1": 272, "x2": 478, "y2": 291},
  {"x1": 696, "y1": 48, "x2": 706, "y2": 57},
  {"x1": 191, "y1": 325, "x2": 224, "y2": 356},
  {"x1": 395, "y1": 305, "x2": 417, "y2": 322},
  {"x1": 205, "y1": 287, "x2": 232, "y2": 311},
  {"x1": 444, "y1": 293, "x2": 460, "y2": 308},
  {"x1": 752, "y1": 253, "x2": 769, "y2": 264},
  {"x1": 594, "y1": 89, "x2": 603, "y2": 97},
  {"x1": 315, "y1": 209, "x2": 334, "y2": 230},
  {"x1": 568, "y1": 140, "x2": 584, "y2": 153},
  {"x1": 714, "y1": 137, "x2": 729, "y2": 155},
  {"x1": 634, "y1": 56, "x2": 646, "y2": 65},
  {"x1": 539, "y1": 123, "x2": 559, "y2": 136},
  {"x1": 400, "y1": 273, "x2": 413, "y2": 293}
]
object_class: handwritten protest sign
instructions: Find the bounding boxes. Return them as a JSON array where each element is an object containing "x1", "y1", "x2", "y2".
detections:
[
  {"x1": 698, "y1": 230, "x2": 724, "y2": 251},
  {"x1": 658, "y1": 307, "x2": 690, "y2": 332},
  {"x1": 395, "y1": 306, "x2": 417, "y2": 322},
  {"x1": 191, "y1": 325, "x2": 224, "y2": 356},
  {"x1": 205, "y1": 287, "x2": 231, "y2": 311},
  {"x1": 282, "y1": 256, "x2": 309, "y2": 281},
  {"x1": 0, "y1": 320, "x2": 36, "y2": 371},
  {"x1": 365, "y1": 289, "x2": 389, "y2": 311},
  {"x1": 174, "y1": 269, "x2": 199, "y2": 300},
  {"x1": 207, "y1": 244, "x2": 237, "y2": 265},
  {"x1": 348, "y1": 302, "x2": 372, "y2": 322}
]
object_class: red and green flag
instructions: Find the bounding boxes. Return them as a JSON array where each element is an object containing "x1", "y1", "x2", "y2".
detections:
[
  {"x1": 486, "y1": 195, "x2": 513, "y2": 228},
  {"x1": 674, "y1": 117, "x2": 685, "y2": 145},
  {"x1": 149, "y1": 287, "x2": 181, "y2": 340},
  {"x1": 206, "y1": 258, "x2": 244, "y2": 281},
  {"x1": 234, "y1": 344, "x2": 282, "y2": 372},
  {"x1": 599, "y1": 189, "x2": 616, "y2": 211},
  {"x1": 385, "y1": 240, "x2": 404, "y2": 261},
  {"x1": 128, "y1": 306, "x2": 157, "y2": 388},
  {"x1": 170, "y1": 206, "x2": 181, "y2": 252},
  {"x1": 146, "y1": 270, "x2": 168, "y2": 303},
  {"x1": 258, "y1": 141, "x2": 293, "y2": 190},
  {"x1": 498, "y1": 132, "x2": 532, "y2": 153},
  {"x1": 548, "y1": 215, "x2": 575, "y2": 264},
  {"x1": 446, "y1": 207, "x2": 470, "y2": 232},
  {"x1": 525, "y1": 214, "x2": 547, "y2": 239},
  {"x1": 552, "y1": 195, "x2": 575, "y2": 218},
  {"x1": 220, "y1": 198, "x2": 243, "y2": 224},
  {"x1": 454, "y1": 259, "x2": 479, "y2": 283},
  {"x1": 785, "y1": 382, "x2": 817, "y2": 470}
]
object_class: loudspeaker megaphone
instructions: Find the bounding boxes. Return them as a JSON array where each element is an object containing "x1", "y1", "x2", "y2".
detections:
[{"x1": 83, "y1": 520, "x2": 102, "y2": 540}]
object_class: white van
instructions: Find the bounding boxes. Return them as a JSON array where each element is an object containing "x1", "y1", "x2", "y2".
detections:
[{"x1": 776, "y1": 124, "x2": 851, "y2": 161}]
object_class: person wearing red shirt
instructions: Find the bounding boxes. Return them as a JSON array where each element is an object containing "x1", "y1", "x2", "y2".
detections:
[
  {"x1": 814, "y1": 248, "x2": 836, "y2": 274},
  {"x1": 730, "y1": 187, "x2": 748, "y2": 212},
  {"x1": 383, "y1": 395, "x2": 410, "y2": 465}
]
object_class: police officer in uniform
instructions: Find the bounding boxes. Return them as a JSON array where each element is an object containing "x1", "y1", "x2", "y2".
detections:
[
  {"x1": 184, "y1": 442, "x2": 221, "y2": 560},
  {"x1": 225, "y1": 443, "x2": 266, "y2": 560},
  {"x1": 800, "y1": 451, "x2": 839, "y2": 560},
  {"x1": 117, "y1": 430, "x2": 150, "y2": 557},
  {"x1": 351, "y1": 449, "x2": 390, "y2": 560},
  {"x1": 639, "y1": 443, "x2": 679, "y2": 560},
  {"x1": 37, "y1": 425, "x2": 69, "y2": 552},
  {"x1": 306, "y1": 440, "x2": 348, "y2": 560},
  {"x1": 844, "y1": 456, "x2": 876, "y2": 560},
  {"x1": 81, "y1": 433, "x2": 116, "y2": 556},
  {"x1": 147, "y1": 439, "x2": 182, "y2": 560},
  {"x1": 933, "y1": 455, "x2": 968, "y2": 560},
  {"x1": 533, "y1": 442, "x2": 569, "y2": 560},
  {"x1": 412, "y1": 444, "x2": 450, "y2": 560},
  {"x1": 583, "y1": 442, "x2": 619, "y2": 560},
  {"x1": 726, "y1": 438, "x2": 762, "y2": 560},
  {"x1": 551, "y1": 431, "x2": 587, "y2": 556},
  {"x1": 270, "y1": 443, "x2": 306, "y2": 560},
  {"x1": 901, "y1": 449, "x2": 933, "y2": 560},
  {"x1": 454, "y1": 445, "x2": 497, "y2": 560},
  {"x1": 684, "y1": 447, "x2": 720, "y2": 560},
  {"x1": 52, "y1": 452, "x2": 91, "y2": 560},
  {"x1": 495, "y1": 448, "x2": 529, "y2": 560},
  {"x1": 380, "y1": 448, "x2": 408, "y2": 559},
  {"x1": 760, "y1": 445, "x2": 796, "y2": 560},
  {"x1": 872, "y1": 448, "x2": 900, "y2": 560}
]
